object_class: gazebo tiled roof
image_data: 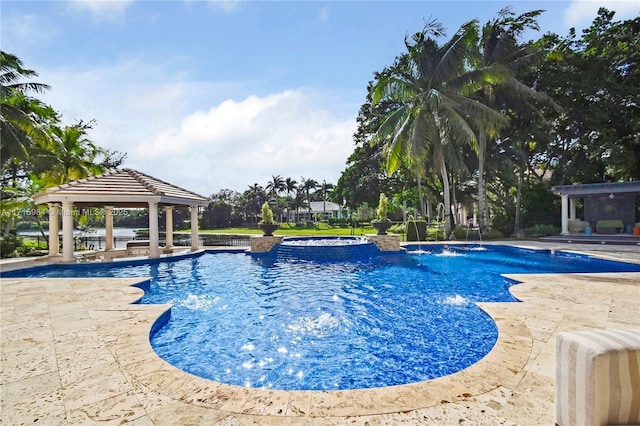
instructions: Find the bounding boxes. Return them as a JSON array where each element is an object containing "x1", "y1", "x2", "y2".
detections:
[
  {"x1": 33, "y1": 168, "x2": 208, "y2": 208},
  {"x1": 33, "y1": 169, "x2": 208, "y2": 262}
]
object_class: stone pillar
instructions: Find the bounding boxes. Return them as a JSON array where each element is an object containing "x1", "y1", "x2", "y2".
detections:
[
  {"x1": 165, "y1": 206, "x2": 174, "y2": 249},
  {"x1": 190, "y1": 206, "x2": 199, "y2": 251},
  {"x1": 47, "y1": 203, "x2": 59, "y2": 257},
  {"x1": 569, "y1": 198, "x2": 576, "y2": 220},
  {"x1": 61, "y1": 200, "x2": 75, "y2": 262},
  {"x1": 105, "y1": 206, "x2": 114, "y2": 250},
  {"x1": 148, "y1": 202, "x2": 160, "y2": 258},
  {"x1": 250, "y1": 236, "x2": 283, "y2": 253},
  {"x1": 560, "y1": 194, "x2": 569, "y2": 235},
  {"x1": 367, "y1": 234, "x2": 402, "y2": 251}
]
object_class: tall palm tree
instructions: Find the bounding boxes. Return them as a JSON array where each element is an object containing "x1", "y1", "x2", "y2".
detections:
[
  {"x1": 41, "y1": 121, "x2": 106, "y2": 186},
  {"x1": 266, "y1": 175, "x2": 285, "y2": 221},
  {"x1": 291, "y1": 188, "x2": 306, "y2": 223},
  {"x1": 284, "y1": 177, "x2": 297, "y2": 222},
  {"x1": 284, "y1": 177, "x2": 297, "y2": 197},
  {"x1": 266, "y1": 175, "x2": 285, "y2": 200},
  {"x1": 472, "y1": 8, "x2": 554, "y2": 230},
  {"x1": 245, "y1": 183, "x2": 265, "y2": 223},
  {"x1": 300, "y1": 177, "x2": 318, "y2": 220},
  {"x1": 371, "y1": 20, "x2": 507, "y2": 235},
  {"x1": 1, "y1": 51, "x2": 56, "y2": 180}
]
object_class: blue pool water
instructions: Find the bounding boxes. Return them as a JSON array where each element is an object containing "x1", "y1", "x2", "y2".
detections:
[{"x1": 3, "y1": 244, "x2": 639, "y2": 391}]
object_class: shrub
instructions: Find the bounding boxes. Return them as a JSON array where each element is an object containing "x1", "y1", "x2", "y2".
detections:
[
  {"x1": 406, "y1": 219, "x2": 427, "y2": 241},
  {"x1": 0, "y1": 232, "x2": 22, "y2": 258},
  {"x1": 521, "y1": 224, "x2": 559, "y2": 238},
  {"x1": 451, "y1": 227, "x2": 504, "y2": 240},
  {"x1": 389, "y1": 223, "x2": 406, "y2": 234},
  {"x1": 259, "y1": 202, "x2": 275, "y2": 224},
  {"x1": 375, "y1": 193, "x2": 389, "y2": 222},
  {"x1": 482, "y1": 229, "x2": 504, "y2": 240}
]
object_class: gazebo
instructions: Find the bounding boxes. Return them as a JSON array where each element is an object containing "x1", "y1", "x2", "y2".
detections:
[
  {"x1": 551, "y1": 181, "x2": 640, "y2": 235},
  {"x1": 32, "y1": 168, "x2": 209, "y2": 262}
]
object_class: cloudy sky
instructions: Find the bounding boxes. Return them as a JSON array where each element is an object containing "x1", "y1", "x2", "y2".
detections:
[{"x1": 2, "y1": 0, "x2": 638, "y2": 196}]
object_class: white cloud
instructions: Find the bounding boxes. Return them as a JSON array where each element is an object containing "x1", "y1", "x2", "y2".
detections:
[
  {"x1": 133, "y1": 90, "x2": 356, "y2": 195},
  {"x1": 207, "y1": 0, "x2": 242, "y2": 13},
  {"x1": 1, "y1": 14, "x2": 60, "y2": 48},
  {"x1": 564, "y1": 0, "x2": 640, "y2": 28},
  {"x1": 67, "y1": 0, "x2": 133, "y2": 21},
  {"x1": 36, "y1": 59, "x2": 357, "y2": 196}
]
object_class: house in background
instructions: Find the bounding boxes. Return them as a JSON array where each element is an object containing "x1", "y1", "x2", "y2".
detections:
[
  {"x1": 285, "y1": 201, "x2": 344, "y2": 222},
  {"x1": 551, "y1": 181, "x2": 640, "y2": 237}
]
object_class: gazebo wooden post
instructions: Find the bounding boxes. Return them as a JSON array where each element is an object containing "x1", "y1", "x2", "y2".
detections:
[
  {"x1": 47, "y1": 203, "x2": 59, "y2": 257},
  {"x1": 61, "y1": 200, "x2": 75, "y2": 262},
  {"x1": 105, "y1": 206, "x2": 114, "y2": 250},
  {"x1": 165, "y1": 206, "x2": 174, "y2": 249},
  {"x1": 190, "y1": 205, "x2": 199, "y2": 251},
  {"x1": 148, "y1": 201, "x2": 160, "y2": 258}
]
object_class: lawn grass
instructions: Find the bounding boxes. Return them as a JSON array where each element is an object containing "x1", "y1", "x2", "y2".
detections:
[{"x1": 192, "y1": 223, "x2": 377, "y2": 236}]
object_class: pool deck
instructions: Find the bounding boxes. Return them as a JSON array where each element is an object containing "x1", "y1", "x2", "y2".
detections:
[{"x1": 1, "y1": 241, "x2": 639, "y2": 425}]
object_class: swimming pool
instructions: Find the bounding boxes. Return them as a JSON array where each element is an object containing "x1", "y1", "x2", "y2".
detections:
[{"x1": 3, "y1": 244, "x2": 639, "y2": 391}]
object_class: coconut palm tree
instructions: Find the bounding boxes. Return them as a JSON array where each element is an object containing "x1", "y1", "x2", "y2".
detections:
[
  {"x1": 1, "y1": 51, "x2": 56, "y2": 181},
  {"x1": 300, "y1": 177, "x2": 318, "y2": 221},
  {"x1": 266, "y1": 175, "x2": 285, "y2": 221},
  {"x1": 283, "y1": 177, "x2": 297, "y2": 223},
  {"x1": 244, "y1": 183, "x2": 265, "y2": 223},
  {"x1": 472, "y1": 8, "x2": 556, "y2": 230},
  {"x1": 41, "y1": 121, "x2": 106, "y2": 186},
  {"x1": 371, "y1": 20, "x2": 507, "y2": 235}
]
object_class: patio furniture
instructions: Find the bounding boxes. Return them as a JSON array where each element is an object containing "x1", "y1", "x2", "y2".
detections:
[
  {"x1": 126, "y1": 240, "x2": 150, "y2": 256},
  {"x1": 568, "y1": 219, "x2": 590, "y2": 234},
  {"x1": 555, "y1": 328, "x2": 640, "y2": 426},
  {"x1": 596, "y1": 220, "x2": 624, "y2": 234}
]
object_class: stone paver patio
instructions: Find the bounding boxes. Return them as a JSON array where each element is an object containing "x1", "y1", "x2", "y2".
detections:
[{"x1": 1, "y1": 241, "x2": 638, "y2": 425}]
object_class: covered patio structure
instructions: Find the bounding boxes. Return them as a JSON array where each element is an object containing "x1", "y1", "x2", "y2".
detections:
[
  {"x1": 32, "y1": 168, "x2": 209, "y2": 262},
  {"x1": 551, "y1": 181, "x2": 640, "y2": 239}
]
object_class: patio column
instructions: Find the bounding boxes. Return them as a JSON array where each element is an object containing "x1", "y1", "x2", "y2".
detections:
[
  {"x1": 560, "y1": 194, "x2": 569, "y2": 235},
  {"x1": 61, "y1": 200, "x2": 75, "y2": 262},
  {"x1": 165, "y1": 206, "x2": 174, "y2": 249},
  {"x1": 190, "y1": 205, "x2": 199, "y2": 251},
  {"x1": 148, "y1": 201, "x2": 160, "y2": 258},
  {"x1": 569, "y1": 198, "x2": 576, "y2": 220},
  {"x1": 104, "y1": 206, "x2": 114, "y2": 250},
  {"x1": 47, "y1": 203, "x2": 59, "y2": 257}
]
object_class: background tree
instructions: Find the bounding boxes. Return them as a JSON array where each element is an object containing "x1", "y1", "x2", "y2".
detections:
[
  {"x1": 242, "y1": 183, "x2": 266, "y2": 224},
  {"x1": 535, "y1": 9, "x2": 639, "y2": 184},
  {"x1": 471, "y1": 8, "x2": 556, "y2": 230},
  {"x1": 370, "y1": 20, "x2": 506, "y2": 235},
  {"x1": 266, "y1": 174, "x2": 285, "y2": 221},
  {"x1": 300, "y1": 177, "x2": 318, "y2": 215}
]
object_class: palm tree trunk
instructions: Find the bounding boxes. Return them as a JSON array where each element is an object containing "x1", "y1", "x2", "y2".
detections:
[
  {"x1": 417, "y1": 175, "x2": 426, "y2": 218},
  {"x1": 514, "y1": 162, "x2": 524, "y2": 235},
  {"x1": 439, "y1": 162, "x2": 453, "y2": 237},
  {"x1": 451, "y1": 173, "x2": 458, "y2": 228},
  {"x1": 477, "y1": 132, "x2": 487, "y2": 231}
]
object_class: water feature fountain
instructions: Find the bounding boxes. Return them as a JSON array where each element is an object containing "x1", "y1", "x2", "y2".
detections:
[
  {"x1": 251, "y1": 235, "x2": 403, "y2": 260},
  {"x1": 276, "y1": 236, "x2": 382, "y2": 261},
  {"x1": 465, "y1": 222, "x2": 483, "y2": 243},
  {"x1": 407, "y1": 215, "x2": 430, "y2": 254}
]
